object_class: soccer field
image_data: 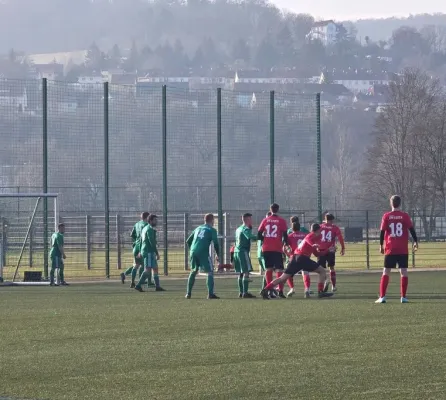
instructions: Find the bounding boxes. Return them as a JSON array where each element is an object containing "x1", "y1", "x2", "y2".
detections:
[{"x1": 1, "y1": 272, "x2": 446, "y2": 400}]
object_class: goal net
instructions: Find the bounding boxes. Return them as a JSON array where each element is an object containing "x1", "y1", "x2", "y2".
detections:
[{"x1": 0, "y1": 193, "x2": 58, "y2": 284}]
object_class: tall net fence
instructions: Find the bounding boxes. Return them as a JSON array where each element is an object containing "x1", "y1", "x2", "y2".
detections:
[{"x1": 0, "y1": 79, "x2": 326, "y2": 279}]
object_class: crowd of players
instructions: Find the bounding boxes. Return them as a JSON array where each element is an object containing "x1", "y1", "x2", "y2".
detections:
[{"x1": 118, "y1": 194, "x2": 418, "y2": 303}]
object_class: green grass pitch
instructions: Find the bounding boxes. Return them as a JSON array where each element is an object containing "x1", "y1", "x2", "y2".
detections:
[{"x1": 1, "y1": 271, "x2": 446, "y2": 400}]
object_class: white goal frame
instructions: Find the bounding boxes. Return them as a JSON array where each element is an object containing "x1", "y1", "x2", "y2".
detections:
[{"x1": 0, "y1": 193, "x2": 59, "y2": 285}]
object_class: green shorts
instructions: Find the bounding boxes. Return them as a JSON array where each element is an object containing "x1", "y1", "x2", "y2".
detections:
[
  {"x1": 234, "y1": 251, "x2": 253, "y2": 273},
  {"x1": 258, "y1": 257, "x2": 266, "y2": 272},
  {"x1": 133, "y1": 244, "x2": 142, "y2": 266},
  {"x1": 51, "y1": 256, "x2": 64, "y2": 270},
  {"x1": 190, "y1": 252, "x2": 213, "y2": 273},
  {"x1": 143, "y1": 252, "x2": 158, "y2": 269}
]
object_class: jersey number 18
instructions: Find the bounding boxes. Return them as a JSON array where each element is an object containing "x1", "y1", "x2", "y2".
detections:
[{"x1": 389, "y1": 222, "x2": 403, "y2": 237}]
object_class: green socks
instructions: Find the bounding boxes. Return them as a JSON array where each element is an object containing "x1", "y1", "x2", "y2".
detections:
[
  {"x1": 187, "y1": 272, "x2": 196, "y2": 294},
  {"x1": 136, "y1": 271, "x2": 148, "y2": 288},
  {"x1": 138, "y1": 265, "x2": 144, "y2": 278},
  {"x1": 124, "y1": 266, "x2": 133, "y2": 276},
  {"x1": 243, "y1": 278, "x2": 249, "y2": 294},
  {"x1": 207, "y1": 274, "x2": 214, "y2": 295},
  {"x1": 59, "y1": 267, "x2": 65, "y2": 282},
  {"x1": 154, "y1": 274, "x2": 160, "y2": 288},
  {"x1": 131, "y1": 267, "x2": 138, "y2": 284},
  {"x1": 238, "y1": 275, "x2": 243, "y2": 294},
  {"x1": 50, "y1": 268, "x2": 55, "y2": 282}
]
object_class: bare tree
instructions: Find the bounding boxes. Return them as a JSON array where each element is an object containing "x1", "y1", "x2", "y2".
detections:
[{"x1": 362, "y1": 68, "x2": 445, "y2": 236}]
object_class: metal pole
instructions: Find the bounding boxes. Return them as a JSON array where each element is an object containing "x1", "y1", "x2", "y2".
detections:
[
  {"x1": 217, "y1": 88, "x2": 223, "y2": 258},
  {"x1": 42, "y1": 78, "x2": 49, "y2": 279},
  {"x1": 316, "y1": 93, "x2": 322, "y2": 222},
  {"x1": 162, "y1": 85, "x2": 168, "y2": 276},
  {"x1": 269, "y1": 90, "x2": 275, "y2": 204},
  {"x1": 104, "y1": 82, "x2": 110, "y2": 278},
  {"x1": 116, "y1": 214, "x2": 121, "y2": 270},
  {"x1": 86, "y1": 215, "x2": 91, "y2": 270},
  {"x1": 184, "y1": 212, "x2": 189, "y2": 271},
  {"x1": 365, "y1": 210, "x2": 370, "y2": 269}
]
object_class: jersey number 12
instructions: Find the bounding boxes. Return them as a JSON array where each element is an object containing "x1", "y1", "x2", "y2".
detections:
[{"x1": 265, "y1": 224, "x2": 278, "y2": 238}]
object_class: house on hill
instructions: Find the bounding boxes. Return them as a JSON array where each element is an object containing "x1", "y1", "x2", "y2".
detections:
[{"x1": 308, "y1": 20, "x2": 338, "y2": 46}]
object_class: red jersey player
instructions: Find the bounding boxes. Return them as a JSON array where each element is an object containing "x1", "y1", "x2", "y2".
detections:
[
  {"x1": 318, "y1": 213, "x2": 345, "y2": 293},
  {"x1": 261, "y1": 223, "x2": 334, "y2": 299},
  {"x1": 376, "y1": 195, "x2": 418, "y2": 304},
  {"x1": 257, "y1": 203, "x2": 288, "y2": 298},
  {"x1": 284, "y1": 216, "x2": 312, "y2": 298}
]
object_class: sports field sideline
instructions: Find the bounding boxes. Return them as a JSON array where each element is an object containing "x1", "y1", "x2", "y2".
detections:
[{"x1": 1, "y1": 271, "x2": 446, "y2": 400}]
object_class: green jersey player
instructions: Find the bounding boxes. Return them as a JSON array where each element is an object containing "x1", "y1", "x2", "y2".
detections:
[
  {"x1": 258, "y1": 211, "x2": 272, "y2": 291},
  {"x1": 120, "y1": 212, "x2": 150, "y2": 288},
  {"x1": 50, "y1": 223, "x2": 67, "y2": 286},
  {"x1": 234, "y1": 213, "x2": 257, "y2": 298},
  {"x1": 135, "y1": 214, "x2": 164, "y2": 292},
  {"x1": 185, "y1": 213, "x2": 220, "y2": 299}
]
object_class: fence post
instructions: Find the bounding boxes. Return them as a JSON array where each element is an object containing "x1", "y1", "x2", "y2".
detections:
[
  {"x1": 184, "y1": 213, "x2": 189, "y2": 271},
  {"x1": 116, "y1": 214, "x2": 121, "y2": 270},
  {"x1": 412, "y1": 210, "x2": 416, "y2": 268},
  {"x1": 217, "y1": 88, "x2": 224, "y2": 259},
  {"x1": 269, "y1": 90, "x2": 275, "y2": 204},
  {"x1": 223, "y1": 212, "x2": 230, "y2": 264},
  {"x1": 1, "y1": 218, "x2": 6, "y2": 269},
  {"x1": 162, "y1": 85, "x2": 168, "y2": 276},
  {"x1": 104, "y1": 82, "x2": 110, "y2": 279},
  {"x1": 86, "y1": 215, "x2": 91, "y2": 270},
  {"x1": 42, "y1": 78, "x2": 49, "y2": 279},
  {"x1": 365, "y1": 210, "x2": 370, "y2": 269},
  {"x1": 29, "y1": 223, "x2": 33, "y2": 268},
  {"x1": 316, "y1": 93, "x2": 322, "y2": 223}
]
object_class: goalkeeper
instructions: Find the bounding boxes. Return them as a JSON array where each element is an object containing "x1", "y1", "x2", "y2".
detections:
[
  {"x1": 185, "y1": 213, "x2": 220, "y2": 299},
  {"x1": 50, "y1": 223, "x2": 67, "y2": 286}
]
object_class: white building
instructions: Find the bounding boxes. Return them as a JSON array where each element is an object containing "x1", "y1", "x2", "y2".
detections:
[{"x1": 308, "y1": 20, "x2": 338, "y2": 46}]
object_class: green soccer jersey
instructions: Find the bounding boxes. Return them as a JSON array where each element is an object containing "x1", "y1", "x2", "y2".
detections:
[
  {"x1": 257, "y1": 240, "x2": 263, "y2": 258},
  {"x1": 140, "y1": 224, "x2": 158, "y2": 257},
  {"x1": 187, "y1": 224, "x2": 220, "y2": 256},
  {"x1": 235, "y1": 225, "x2": 256, "y2": 253},
  {"x1": 49, "y1": 232, "x2": 64, "y2": 259},
  {"x1": 131, "y1": 220, "x2": 147, "y2": 247}
]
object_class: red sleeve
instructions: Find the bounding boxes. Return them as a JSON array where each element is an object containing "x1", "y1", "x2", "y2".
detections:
[
  {"x1": 258, "y1": 218, "x2": 266, "y2": 233},
  {"x1": 337, "y1": 226, "x2": 345, "y2": 248},
  {"x1": 380, "y1": 214, "x2": 387, "y2": 231},
  {"x1": 406, "y1": 214, "x2": 413, "y2": 229}
]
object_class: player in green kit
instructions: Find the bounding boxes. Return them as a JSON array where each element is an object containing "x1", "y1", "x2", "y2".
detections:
[
  {"x1": 135, "y1": 214, "x2": 164, "y2": 292},
  {"x1": 234, "y1": 213, "x2": 257, "y2": 298},
  {"x1": 258, "y1": 211, "x2": 272, "y2": 292},
  {"x1": 185, "y1": 213, "x2": 220, "y2": 299},
  {"x1": 50, "y1": 223, "x2": 67, "y2": 286},
  {"x1": 120, "y1": 212, "x2": 152, "y2": 288}
]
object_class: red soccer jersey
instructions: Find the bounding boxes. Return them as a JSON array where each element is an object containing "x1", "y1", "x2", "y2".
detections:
[
  {"x1": 380, "y1": 210, "x2": 413, "y2": 255},
  {"x1": 295, "y1": 233, "x2": 323, "y2": 258},
  {"x1": 258, "y1": 214, "x2": 288, "y2": 253},
  {"x1": 319, "y1": 223, "x2": 344, "y2": 251},
  {"x1": 288, "y1": 231, "x2": 307, "y2": 253}
]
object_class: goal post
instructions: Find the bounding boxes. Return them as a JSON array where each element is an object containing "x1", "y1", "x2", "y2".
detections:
[{"x1": 0, "y1": 193, "x2": 58, "y2": 284}]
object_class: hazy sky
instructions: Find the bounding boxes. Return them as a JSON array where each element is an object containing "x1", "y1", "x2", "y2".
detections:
[{"x1": 271, "y1": 0, "x2": 446, "y2": 20}]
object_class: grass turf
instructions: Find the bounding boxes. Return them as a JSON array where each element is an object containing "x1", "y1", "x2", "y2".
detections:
[
  {"x1": 2, "y1": 241, "x2": 446, "y2": 280},
  {"x1": 1, "y1": 271, "x2": 446, "y2": 400}
]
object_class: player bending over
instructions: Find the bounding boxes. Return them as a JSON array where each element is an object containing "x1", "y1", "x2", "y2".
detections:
[
  {"x1": 50, "y1": 223, "x2": 68, "y2": 286},
  {"x1": 121, "y1": 212, "x2": 153, "y2": 288},
  {"x1": 319, "y1": 213, "x2": 345, "y2": 293},
  {"x1": 285, "y1": 216, "x2": 311, "y2": 298},
  {"x1": 185, "y1": 213, "x2": 220, "y2": 299},
  {"x1": 260, "y1": 224, "x2": 334, "y2": 299},
  {"x1": 375, "y1": 195, "x2": 418, "y2": 304},
  {"x1": 234, "y1": 213, "x2": 257, "y2": 298},
  {"x1": 135, "y1": 214, "x2": 164, "y2": 292},
  {"x1": 258, "y1": 211, "x2": 272, "y2": 292},
  {"x1": 257, "y1": 204, "x2": 288, "y2": 299}
]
